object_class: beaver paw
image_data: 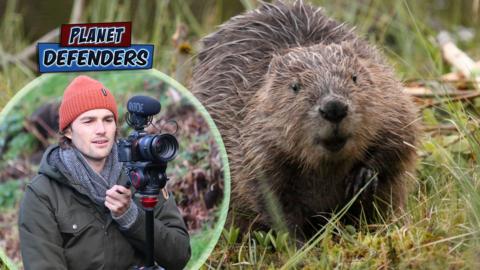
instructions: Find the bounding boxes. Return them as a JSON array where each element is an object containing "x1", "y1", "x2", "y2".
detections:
[{"x1": 345, "y1": 167, "x2": 378, "y2": 200}]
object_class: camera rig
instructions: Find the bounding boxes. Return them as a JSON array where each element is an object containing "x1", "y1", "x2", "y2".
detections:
[{"x1": 118, "y1": 95, "x2": 179, "y2": 269}]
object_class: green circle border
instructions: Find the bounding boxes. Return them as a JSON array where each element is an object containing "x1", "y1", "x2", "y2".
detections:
[{"x1": 0, "y1": 70, "x2": 231, "y2": 270}]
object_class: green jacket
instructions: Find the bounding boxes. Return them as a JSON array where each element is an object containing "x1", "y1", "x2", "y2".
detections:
[{"x1": 18, "y1": 145, "x2": 191, "y2": 270}]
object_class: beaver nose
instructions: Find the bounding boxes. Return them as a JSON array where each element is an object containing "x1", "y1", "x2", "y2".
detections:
[{"x1": 319, "y1": 100, "x2": 348, "y2": 123}]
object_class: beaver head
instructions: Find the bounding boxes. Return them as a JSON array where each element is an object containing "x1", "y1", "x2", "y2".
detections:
[{"x1": 254, "y1": 42, "x2": 389, "y2": 168}]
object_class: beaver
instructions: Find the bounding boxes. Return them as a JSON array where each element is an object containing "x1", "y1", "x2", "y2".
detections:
[{"x1": 192, "y1": 1, "x2": 418, "y2": 236}]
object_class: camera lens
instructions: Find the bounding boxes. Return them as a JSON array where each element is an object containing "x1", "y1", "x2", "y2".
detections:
[
  {"x1": 152, "y1": 134, "x2": 178, "y2": 162},
  {"x1": 138, "y1": 134, "x2": 178, "y2": 162}
]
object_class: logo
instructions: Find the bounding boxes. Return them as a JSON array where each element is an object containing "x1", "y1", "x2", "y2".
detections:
[
  {"x1": 128, "y1": 102, "x2": 144, "y2": 113},
  {"x1": 101, "y1": 88, "x2": 107, "y2": 96},
  {"x1": 37, "y1": 22, "x2": 154, "y2": 73}
]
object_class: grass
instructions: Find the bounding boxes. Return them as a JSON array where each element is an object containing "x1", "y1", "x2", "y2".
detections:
[
  {"x1": 1, "y1": 0, "x2": 480, "y2": 269},
  {"x1": 0, "y1": 249, "x2": 16, "y2": 270},
  {"x1": 205, "y1": 110, "x2": 480, "y2": 269}
]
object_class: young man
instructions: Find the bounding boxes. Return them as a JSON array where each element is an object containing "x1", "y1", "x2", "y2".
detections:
[{"x1": 18, "y1": 76, "x2": 191, "y2": 270}]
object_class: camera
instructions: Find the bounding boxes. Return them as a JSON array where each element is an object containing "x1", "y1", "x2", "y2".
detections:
[
  {"x1": 118, "y1": 133, "x2": 178, "y2": 163},
  {"x1": 118, "y1": 95, "x2": 178, "y2": 197},
  {"x1": 118, "y1": 95, "x2": 179, "y2": 269}
]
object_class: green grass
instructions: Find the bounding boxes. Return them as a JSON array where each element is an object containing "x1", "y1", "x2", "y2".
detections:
[
  {"x1": 205, "y1": 114, "x2": 480, "y2": 269},
  {"x1": 1, "y1": 0, "x2": 480, "y2": 269},
  {"x1": 0, "y1": 249, "x2": 17, "y2": 270}
]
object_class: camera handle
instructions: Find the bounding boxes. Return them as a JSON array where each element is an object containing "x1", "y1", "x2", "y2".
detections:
[
  {"x1": 128, "y1": 190, "x2": 163, "y2": 269},
  {"x1": 140, "y1": 195, "x2": 161, "y2": 269},
  {"x1": 124, "y1": 165, "x2": 169, "y2": 270}
]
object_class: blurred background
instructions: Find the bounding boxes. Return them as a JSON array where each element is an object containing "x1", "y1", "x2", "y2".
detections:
[
  {"x1": 1, "y1": 0, "x2": 480, "y2": 269},
  {"x1": 1, "y1": 0, "x2": 479, "y2": 100}
]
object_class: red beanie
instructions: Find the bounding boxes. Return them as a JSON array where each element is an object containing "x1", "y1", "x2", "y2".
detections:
[{"x1": 59, "y1": 75, "x2": 118, "y2": 132}]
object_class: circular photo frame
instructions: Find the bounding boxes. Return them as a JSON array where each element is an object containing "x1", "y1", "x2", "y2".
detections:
[{"x1": 0, "y1": 69, "x2": 230, "y2": 270}]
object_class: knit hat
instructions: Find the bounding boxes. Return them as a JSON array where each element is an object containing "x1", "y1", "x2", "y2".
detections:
[{"x1": 59, "y1": 75, "x2": 118, "y2": 131}]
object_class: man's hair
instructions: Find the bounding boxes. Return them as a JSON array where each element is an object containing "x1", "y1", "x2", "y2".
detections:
[{"x1": 59, "y1": 134, "x2": 72, "y2": 149}]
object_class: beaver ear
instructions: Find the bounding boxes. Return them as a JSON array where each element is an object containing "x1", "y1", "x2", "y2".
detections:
[
  {"x1": 339, "y1": 40, "x2": 357, "y2": 56},
  {"x1": 339, "y1": 40, "x2": 353, "y2": 48},
  {"x1": 340, "y1": 40, "x2": 369, "y2": 67},
  {"x1": 353, "y1": 55, "x2": 376, "y2": 86},
  {"x1": 339, "y1": 41, "x2": 375, "y2": 84}
]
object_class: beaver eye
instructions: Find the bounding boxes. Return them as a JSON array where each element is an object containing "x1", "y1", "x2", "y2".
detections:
[
  {"x1": 290, "y1": 82, "x2": 301, "y2": 93},
  {"x1": 352, "y1": 74, "x2": 358, "y2": 84}
]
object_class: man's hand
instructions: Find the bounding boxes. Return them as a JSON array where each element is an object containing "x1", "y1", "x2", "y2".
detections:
[{"x1": 105, "y1": 185, "x2": 132, "y2": 217}]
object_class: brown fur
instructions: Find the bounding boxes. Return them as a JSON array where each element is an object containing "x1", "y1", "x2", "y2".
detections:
[{"x1": 192, "y1": 0, "x2": 418, "y2": 236}]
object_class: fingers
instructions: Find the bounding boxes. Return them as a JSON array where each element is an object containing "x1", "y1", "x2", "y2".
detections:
[
  {"x1": 106, "y1": 185, "x2": 131, "y2": 200},
  {"x1": 105, "y1": 185, "x2": 132, "y2": 216},
  {"x1": 105, "y1": 199, "x2": 120, "y2": 215},
  {"x1": 105, "y1": 197, "x2": 129, "y2": 216},
  {"x1": 105, "y1": 195, "x2": 124, "y2": 208},
  {"x1": 105, "y1": 196, "x2": 130, "y2": 217}
]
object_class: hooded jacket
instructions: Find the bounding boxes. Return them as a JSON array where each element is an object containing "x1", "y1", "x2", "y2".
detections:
[{"x1": 18, "y1": 145, "x2": 191, "y2": 270}]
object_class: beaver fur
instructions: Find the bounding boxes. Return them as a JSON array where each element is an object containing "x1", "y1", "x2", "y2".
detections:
[{"x1": 192, "y1": 0, "x2": 418, "y2": 236}]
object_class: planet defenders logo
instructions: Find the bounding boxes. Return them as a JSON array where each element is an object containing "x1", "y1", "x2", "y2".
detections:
[{"x1": 37, "y1": 22, "x2": 154, "y2": 73}]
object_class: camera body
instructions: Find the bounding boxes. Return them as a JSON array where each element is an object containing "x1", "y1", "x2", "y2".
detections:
[
  {"x1": 118, "y1": 132, "x2": 178, "y2": 163},
  {"x1": 118, "y1": 96, "x2": 178, "y2": 198}
]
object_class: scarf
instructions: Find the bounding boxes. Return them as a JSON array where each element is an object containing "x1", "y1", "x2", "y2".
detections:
[{"x1": 58, "y1": 143, "x2": 123, "y2": 206}]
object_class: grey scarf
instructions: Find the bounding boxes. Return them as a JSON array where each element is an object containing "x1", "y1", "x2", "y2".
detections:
[{"x1": 59, "y1": 143, "x2": 123, "y2": 206}]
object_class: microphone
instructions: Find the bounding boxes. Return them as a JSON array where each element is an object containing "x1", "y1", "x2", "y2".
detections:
[{"x1": 127, "y1": 95, "x2": 161, "y2": 117}]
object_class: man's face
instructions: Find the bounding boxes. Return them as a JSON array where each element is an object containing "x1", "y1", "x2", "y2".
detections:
[{"x1": 64, "y1": 109, "x2": 116, "y2": 163}]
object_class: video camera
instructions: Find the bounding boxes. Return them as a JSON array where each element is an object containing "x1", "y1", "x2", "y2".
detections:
[
  {"x1": 118, "y1": 95, "x2": 179, "y2": 270},
  {"x1": 118, "y1": 95, "x2": 179, "y2": 204}
]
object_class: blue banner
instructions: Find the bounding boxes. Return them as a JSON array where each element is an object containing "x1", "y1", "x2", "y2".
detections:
[{"x1": 37, "y1": 43, "x2": 154, "y2": 73}]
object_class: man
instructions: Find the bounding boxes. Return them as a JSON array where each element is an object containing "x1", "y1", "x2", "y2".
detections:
[{"x1": 18, "y1": 75, "x2": 191, "y2": 270}]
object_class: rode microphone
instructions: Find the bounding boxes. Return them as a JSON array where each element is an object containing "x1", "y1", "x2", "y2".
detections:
[
  {"x1": 127, "y1": 95, "x2": 161, "y2": 116},
  {"x1": 125, "y1": 95, "x2": 161, "y2": 130}
]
